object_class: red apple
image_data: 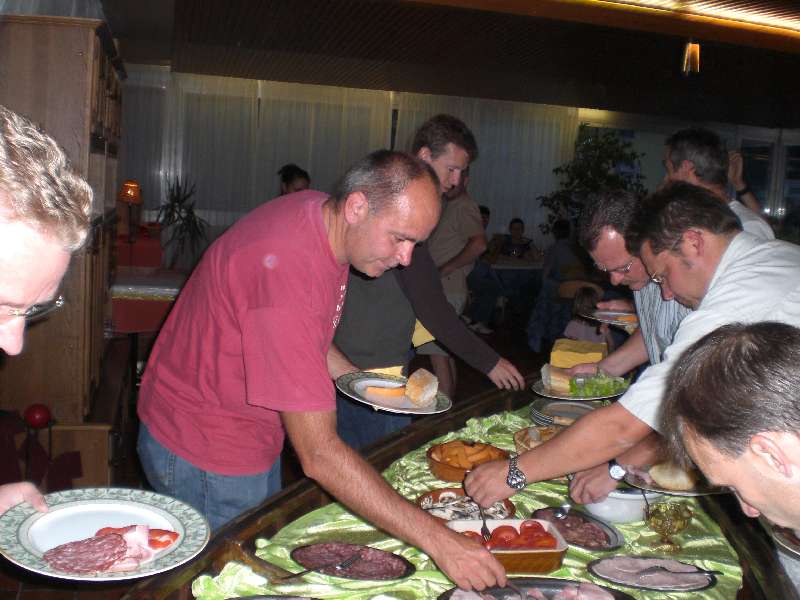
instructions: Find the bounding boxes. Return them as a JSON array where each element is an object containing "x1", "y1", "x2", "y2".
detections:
[{"x1": 24, "y1": 404, "x2": 52, "y2": 429}]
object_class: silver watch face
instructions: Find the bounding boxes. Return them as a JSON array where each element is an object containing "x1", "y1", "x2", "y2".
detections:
[
  {"x1": 506, "y1": 457, "x2": 527, "y2": 490},
  {"x1": 609, "y1": 462, "x2": 626, "y2": 481}
]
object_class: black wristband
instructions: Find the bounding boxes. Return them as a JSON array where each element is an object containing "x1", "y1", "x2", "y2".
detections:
[{"x1": 735, "y1": 185, "x2": 751, "y2": 198}]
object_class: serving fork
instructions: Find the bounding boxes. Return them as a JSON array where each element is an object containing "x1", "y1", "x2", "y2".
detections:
[
  {"x1": 477, "y1": 504, "x2": 492, "y2": 542},
  {"x1": 636, "y1": 565, "x2": 722, "y2": 578}
]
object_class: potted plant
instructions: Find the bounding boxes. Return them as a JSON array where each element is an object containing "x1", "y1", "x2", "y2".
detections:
[
  {"x1": 157, "y1": 175, "x2": 209, "y2": 269},
  {"x1": 538, "y1": 125, "x2": 647, "y2": 234}
]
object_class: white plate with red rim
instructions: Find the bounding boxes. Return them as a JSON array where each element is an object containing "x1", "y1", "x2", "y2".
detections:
[
  {"x1": 336, "y1": 371, "x2": 452, "y2": 415},
  {"x1": 0, "y1": 487, "x2": 209, "y2": 581}
]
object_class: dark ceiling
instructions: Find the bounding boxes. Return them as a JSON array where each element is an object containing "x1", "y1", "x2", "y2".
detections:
[{"x1": 101, "y1": 0, "x2": 800, "y2": 128}]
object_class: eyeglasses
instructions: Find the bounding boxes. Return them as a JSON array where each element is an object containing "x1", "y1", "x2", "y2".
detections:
[
  {"x1": 595, "y1": 259, "x2": 634, "y2": 275},
  {"x1": 6, "y1": 296, "x2": 64, "y2": 322},
  {"x1": 648, "y1": 238, "x2": 683, "y2": 286}
]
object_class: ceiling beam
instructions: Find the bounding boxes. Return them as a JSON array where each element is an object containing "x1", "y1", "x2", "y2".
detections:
[{"x1": 411, "y1": 0, "x2": 800, "y2": 53}]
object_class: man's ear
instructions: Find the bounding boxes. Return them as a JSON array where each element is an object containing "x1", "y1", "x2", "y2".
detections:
[
  {"x1": 750, "y1": 432, "x2": 794, "y2": 479},
  {"x1": 681, "y1": 229, "x2": 705, "y2": 258},
  {"x1": 417, "y1": 146, "x2": 432, "y2": 163},
  {"x1": 343, "y1": 191, "x2": 369, "y2": 225}
]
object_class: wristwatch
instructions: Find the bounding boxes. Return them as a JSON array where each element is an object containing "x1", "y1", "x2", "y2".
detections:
[
  {"x1": 608, "y1": 459, "x2": 627, "y2": 481},
  {"x1": 506, "y1": 453, "x2": 527, "y2": 490}
]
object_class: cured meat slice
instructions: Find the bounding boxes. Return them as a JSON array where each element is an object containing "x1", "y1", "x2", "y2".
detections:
[
  {"x1": 592, "y1": 556, "x2": 712, "y2": 590},
  {"x1": 43, "y1": 533, "x2": 128, "y2": 574},
  {"x1": 533, "y1": 508, "x2": 610, "y2": 549},
  {"x1": 291, "y1": 542, "x2": 411, "y2": 580}
]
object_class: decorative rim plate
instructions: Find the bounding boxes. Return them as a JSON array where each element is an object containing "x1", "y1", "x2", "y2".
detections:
[
  {"x1": 582, "y1": 310, "x2": 640, "y2": 329},
  {"x1": 0, "y1": 487, "x2": 210, "y2": 581},
  {"x1": 336, "y1": 371, "x2": 452, "y2": 415},
  {"x1": 623, "y1": 473, "x2": 729, "y2": 497},
  {"x1": 531, "y1": 379, "x2": 623, "y2": 401},
  {"x1": 766, "y1": 521, "x2": 800, "y2": 559},
  {"x1": 532, "y1": 507, "x2": 625, "y2": 551},
  {"x1": 587, "y1": 556, "x2": 718, "y2": 592},
  {"x1": 530, "y1": 398, "x2": 599, "y2": 425},
  {"x1": 438, "y1": 576, "x2": 636, "y2": 599}
]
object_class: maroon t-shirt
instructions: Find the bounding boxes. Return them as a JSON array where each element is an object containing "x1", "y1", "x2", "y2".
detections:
[{"x1": 138, "y1": 191, "x2": 348, "y2": 475}]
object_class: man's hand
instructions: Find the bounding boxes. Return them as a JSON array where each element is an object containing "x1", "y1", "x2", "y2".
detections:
[
  {"x1": 569, "y1": 464, "x2": 619, "y2": 504},
  {"x1": 597, "y1": 299, "x2": 634, "y2": 312},
  {"x1": 0, "y1": 482, "x2": 47, "y2": 514},
  {"x1": 566, "y1": 362, "x2": 599, "y2": 377},
  {"x1": 487, "y1": 358, "x2": 525, "y2": 390},
  {"x1": 728, "y1": 151, "x2": 746, "y2": 190},
  {"x1": 427, "y1": 529, "x2": 507, "y2": 590},
  {"x1": 464, "y1": 458, "x2": 514, "y2": 507}
]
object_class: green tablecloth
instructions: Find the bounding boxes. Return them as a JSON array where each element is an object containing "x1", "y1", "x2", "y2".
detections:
[{"x1": 192, "y1": 409, "x2": 742, "y2": 599}]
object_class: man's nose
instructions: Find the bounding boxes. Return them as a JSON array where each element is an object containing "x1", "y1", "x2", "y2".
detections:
[
  {"x1": 659, "y1": 283, "x2": 674, "y2": 301},
  {"x1": 396, "y1": 242, "x2": 414, "y2": 267},
  {"x1": 610, "y1": 272, "x2": 624, "y2": 286},
  {"x1": 0, "y1": 317, "x2": 26, "y2": 356}
]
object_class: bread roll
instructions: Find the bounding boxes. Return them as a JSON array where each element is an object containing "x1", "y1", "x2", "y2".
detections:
[
  {"x1": 406, "y1": 368, "x2": 439, "y2": 407},
  {"x1": 649, "y1": 461, "x2": 698, "y2": 491},
  {"x1": 541, "y1": 364, "x2": 571, "y2": 394}
]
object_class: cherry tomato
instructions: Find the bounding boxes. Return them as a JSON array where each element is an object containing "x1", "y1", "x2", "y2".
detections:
[
  {"x1": 24, "y1": 404, "x2": 52, "y2": 429},
  {"x1": 149, "y1": 528, "x2": 179, "y2": 549},
  {"x1": 461, "y1": 530, "x2": 483, "y2": 541},
  {"x1": 519, "y1": 519, "x2": 545, "y2": 534}
]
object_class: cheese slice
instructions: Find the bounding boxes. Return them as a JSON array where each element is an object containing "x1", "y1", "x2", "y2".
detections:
[{"x1": 550, "y1": 338, "x2": 607, "y2": 369}]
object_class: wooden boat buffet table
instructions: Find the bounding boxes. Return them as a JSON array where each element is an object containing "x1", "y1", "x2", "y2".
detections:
[{"x1": 124, "y1": 386, "x2": 798, "y2": 599}]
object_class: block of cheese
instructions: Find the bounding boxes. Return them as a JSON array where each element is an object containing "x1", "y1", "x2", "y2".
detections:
[{"x1": 550, "y1": 338, "x2": 607, "y2": 369}]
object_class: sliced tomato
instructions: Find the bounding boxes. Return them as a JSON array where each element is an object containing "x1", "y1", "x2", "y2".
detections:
[
  {"x1": 461, "y1": 530, "x2": 483, "y2": 541},
  {"x1": 519, "y1": 520, "x2": 545, "y2": 534},
  {"x1": 95, "y1": 525, "x2": 135, "y2": 536},
  {"x1": 487, "y1": 525, "x2": 519, "y2": 549},
  {"x1": 149, "y1": 528, "x2": 179, "y2": 549},
  {"x1": 527, "y1": 532, "x2": 558, "y2": 549}
]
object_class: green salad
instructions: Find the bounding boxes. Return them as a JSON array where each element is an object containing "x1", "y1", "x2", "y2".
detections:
[{"x1": 569, "y1": 372, "x2": 630, "y2": 397}]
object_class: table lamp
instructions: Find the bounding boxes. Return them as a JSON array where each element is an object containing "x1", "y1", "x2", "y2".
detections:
[{"x1": 119, "y1": 180, "x2": 142, "y2": 263}]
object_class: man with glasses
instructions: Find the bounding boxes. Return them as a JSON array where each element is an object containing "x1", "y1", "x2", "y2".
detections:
[
  {"x1": 0, "y1": 105, "x2": 93, "y2": 513},
  {"x1": 465, "y1": 181, "x2": 800, "y2": 511}
]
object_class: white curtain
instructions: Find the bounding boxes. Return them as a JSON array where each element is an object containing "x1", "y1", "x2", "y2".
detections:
[
  {"x1": 396, "y1": 93, "x2": 579, "y2": 247},
  {"x1": 255, "y1": 81, "x2": 392, "y2": 199},
  {"x1": 121, "y1": 67, "x2": 579, "y2": 252}
]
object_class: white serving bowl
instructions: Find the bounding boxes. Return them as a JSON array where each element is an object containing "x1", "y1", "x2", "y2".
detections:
[{"x1": 583, "y1": 487, "x2": 663, "y2": 523}]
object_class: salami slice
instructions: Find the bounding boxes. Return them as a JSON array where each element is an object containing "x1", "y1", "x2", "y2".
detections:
[
  {"x1": 43, "y1": 533, "x2": 128, "y2": 574},
  {"x1": 291, "y1": 542, "x2": 413, "y2": 580},
  {"x1": 533, "y1": 508, "x2": 610, "y2": 549}
]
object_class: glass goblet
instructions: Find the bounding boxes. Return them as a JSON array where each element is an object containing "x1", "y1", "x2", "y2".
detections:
[{"x1": 646, "y1": 502, "x2": 693, "y2": 552}]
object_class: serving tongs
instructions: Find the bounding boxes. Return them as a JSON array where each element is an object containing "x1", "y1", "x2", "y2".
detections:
[
  {"x1": 271, "y1": 551, "x2": 362, "y2": 582},
  {"x1": 636, "y1": 565, "x2": 723, "y2": 578}
]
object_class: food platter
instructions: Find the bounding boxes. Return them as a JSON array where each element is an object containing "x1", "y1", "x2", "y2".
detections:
[
  {"x1": 336, "y1": 371, "x2": 452, "y2": 415},
  {"x1": 532, "y1": 507, "x2": 624, "y2": 551},
  {"x1": 416, "y1": 488, "x2": 515, "y2": 521},
  {"x1": 587, "y1": 556, "x2": 718, "y2": 592},
  {"x1": 623, "y1": 472, "x2": 729, "y2": 497},
  {"x1": 582, "y1": 310, "x2": 639, "y2": 331},
  {"x1": 438, "y1": 577, "x2": 636, "y2": 599},
  {"x1": 0, "y1": 487, "x2": 210, "y2": 581},
  {"x1": 531, "y1": 379, "x2": 623, "y2": 401},
  {"x1": 290, "y1": 542, "x2": 415, "y2": 580}
]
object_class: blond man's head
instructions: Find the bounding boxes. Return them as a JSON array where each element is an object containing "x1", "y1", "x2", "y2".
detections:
[{"x1": 0, "y1": 105, "x2": 93, "y2": 251}]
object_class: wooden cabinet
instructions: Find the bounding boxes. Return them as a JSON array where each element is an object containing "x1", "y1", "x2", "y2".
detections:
[{"x1": 0, "y1": 15, "x2": 121, "y2": 425}]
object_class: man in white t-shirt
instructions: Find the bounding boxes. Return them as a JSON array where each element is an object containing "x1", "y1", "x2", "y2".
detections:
[
  {"x1": 662, "y1": 127, "x2": 773, "y2": 241},
  {"x1": 464, "y1": 182, "x2": 800, "y2": 512}
]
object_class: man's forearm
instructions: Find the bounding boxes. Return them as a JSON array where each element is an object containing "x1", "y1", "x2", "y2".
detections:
[
  {"x1": 287, "y1": 417, "x2": 451, "y2": 556},
  {"x1": 327, "y1": 344, "x2": 359, "y2": 379},
  {"x1": 598, "y1": 329, "x2": 648, "y2": 376},
  {"x1": 518, "y1": 402, "x2": 654, "y2": 481},
  {"x1": 440, "y1": 235, "x2": 487, "y2": 276},
  {"x1": 615, "y1": 431, "x2": 665, "y2": 468}
]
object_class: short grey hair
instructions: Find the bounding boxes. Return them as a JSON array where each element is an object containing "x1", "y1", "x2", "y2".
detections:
[
  {"x1": 331, "y1": 149, "x2": 439, "y2": 213},
  {"x1": 0, "y1": 105, "x2": 93, "y2": 251}
]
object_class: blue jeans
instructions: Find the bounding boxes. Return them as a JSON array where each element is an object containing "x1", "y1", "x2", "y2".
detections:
[
  {"x1": 336, "y1": 391, "x2": 412, "y2": 451},
  {"x1": 137, "y1": 424, "x2": 282, "y2": 532}
]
